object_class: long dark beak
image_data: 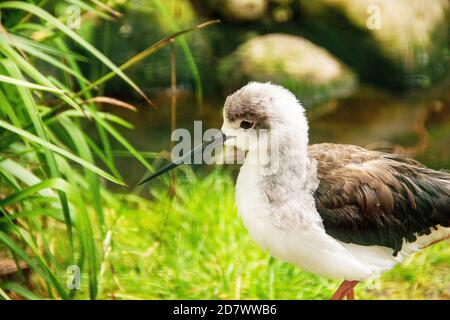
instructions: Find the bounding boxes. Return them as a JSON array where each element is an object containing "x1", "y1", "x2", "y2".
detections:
[{"x1": 138, "y1": 132, "x2": 231, "y2": 186}]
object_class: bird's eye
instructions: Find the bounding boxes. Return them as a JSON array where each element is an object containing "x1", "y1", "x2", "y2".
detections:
[{"x1": 240, "y1": 120, "x2": 254, "y2": 130}]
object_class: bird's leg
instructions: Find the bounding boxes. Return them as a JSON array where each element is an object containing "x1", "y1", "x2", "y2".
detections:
[
  {"x1": 331, "y1": 281, "x2": 352, "y2": 300},
  {"x1": 346, "y1": 287, "x2": 355, "y2": 300},
  {"x1": 344, "y1": 280, "x2": 358, "y2": 300},
  {"x1": 331, "y1": 280, "x2": 359, "y2": 300}
]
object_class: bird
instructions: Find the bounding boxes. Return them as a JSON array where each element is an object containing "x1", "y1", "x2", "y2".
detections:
[{"x1": 139, "y1": 82, "x2": 450, "y2": 300}]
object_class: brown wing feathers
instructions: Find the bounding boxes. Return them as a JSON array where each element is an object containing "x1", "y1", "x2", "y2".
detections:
[{"x1": 310, "y1": 144, "x2": 450, "y2": 255}]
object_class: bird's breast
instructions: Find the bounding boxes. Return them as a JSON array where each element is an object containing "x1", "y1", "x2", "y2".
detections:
[
  {"x1": 235, "y1": 161, "x2": 275, "y2": 250},
  {"x1": 234, "y1": 159, "x2": 394, "y2": 280},
  {"x1": 235, "y1": 160, "x2": 320, "y2": 260}
]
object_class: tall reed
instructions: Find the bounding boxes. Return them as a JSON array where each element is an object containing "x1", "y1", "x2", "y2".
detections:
[{"x1": 0, "y1": 0, "x2": 215, "y2": 299}]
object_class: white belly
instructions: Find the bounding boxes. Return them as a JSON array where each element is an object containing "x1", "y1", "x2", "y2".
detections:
[{"x1": 234, "y1": 160, "x2": 448, "y2": 281}]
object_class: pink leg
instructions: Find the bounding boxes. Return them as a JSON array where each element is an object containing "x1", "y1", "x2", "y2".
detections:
[
  {"x1": 346, "y1": 287, "x2": 355, "y2": 300},
  {"x1": 331, "y1": 280, "x2": 359, "y2": 300}
]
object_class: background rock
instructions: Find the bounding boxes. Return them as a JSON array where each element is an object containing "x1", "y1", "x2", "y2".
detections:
[
  {"x1": 85, "y1": 0, "x2": 450, "y2": 104},
  {"x1": 192, "y1": 0, "x2": 450, "y2": 91},
  {"x1": 221, "y1": 0, "x2": 269, "y2": 22},
  {"x1": 219, "y1": 33, "x2": 357, "y2": 106},
  {"x1": 297, "y1": 0, "x2": 450, "y2": 89},
  {"x1": 192, "y1": 0, "x2": 299, "y2": 24}
]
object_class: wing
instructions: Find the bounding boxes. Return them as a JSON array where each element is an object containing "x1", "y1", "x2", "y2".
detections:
[{"x1": 309, "y1": 143, "x2": 450, "y2": 255}]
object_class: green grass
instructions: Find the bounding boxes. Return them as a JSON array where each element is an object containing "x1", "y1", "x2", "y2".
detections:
[
  {"x1": 91, "y1": 169, "x2": 449, "y2": 300},
  {"x1": 0, "y1": 0, "x2": 130, "y2": 300},
  {"x1": 0, "y1": 0, "x2": 213, "y2": 300}
]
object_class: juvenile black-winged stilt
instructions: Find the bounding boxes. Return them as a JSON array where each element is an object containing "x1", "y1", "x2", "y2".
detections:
[{"x1": 139, "y1": 82, "x2": 450, "y2": 300}]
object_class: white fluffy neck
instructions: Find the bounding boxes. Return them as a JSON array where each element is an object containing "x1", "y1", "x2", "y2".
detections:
[
  {"x1": 237, "y1": 106, "x2": 321, "y2": 230},
  {"x1": 244, "y1": 111, "x2": 315, "y2": 194}
]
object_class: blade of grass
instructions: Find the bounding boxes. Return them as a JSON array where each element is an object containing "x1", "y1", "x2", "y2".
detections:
[
  {"x1": 10, "y1": 34, "x2": 89, "y2": 62},
  {"x1": 0, "y1": 119, "x2": 126, "y2": 185},
  {"x1": 64, "y1": 0, "x2": 115, "y2": 21},
  {"x1": 1, "y1": 20, "x2": 220, "y2": 144},
  {"x1": 1, "y1": 58, "x2": 75, "y2": 264},
  {"x1": 0, "y1": 288, "x2": 11, "y2": 300},
  {"x1": 0, "y1": 74, "x2": 65, "y2": 92},
  {"x1": 0, "y1": 158, "x2": 56, "y2": 198},
  {"x1": 86, "y1": 110, "x2": 154, "y2": 172},
  {"x1": 85, "y1": 97, "x2": 137, "y2": 112},
  {"x1": 57, "y1": 159, "x2": 98, "y2": 299},
  {"x1": 88, "y1": 0, "x2": 122, "y2": 18},
  {"x1": 170, "y1": 40, "x2": 177, "y2": 194},
  {"x1": 18, "y1": 0, "x2": 49, "y2": 24},
  {"x1": 0, "y1": 282, "x2": 42, "y2": 300},
  {"x1": 0, "y1": 178, "x2": 69, "y2": 207},
  {"x1": 0, "y1": 36, "x2": 85, "y2": 113},
  {"x1": 82, "y1": 133, "x2": 123, "y2": 180},
  {"x1": 55, "y1": 109, "x2": 134, "y2": 129},
  {"x1": 0, "y1": 1, "x2": 151, "y2": 105},
  {"x1": 0, "y1": 88, "x2": 21, "y2": 126},
  {"x1": 110, "y1": 150, "x2": 161, "y2": 159},
  {"x1": 6, "y1": 36, "x2": 90, "y2": 84},
  {"x1": 58, "y1": 116, "x2": 105, "y2": 231},
  {"x1": 74, "y1": 19, "x2": 220, "y2": 103},
  {"x1": 71, "y1": 188, "x2": 98, "y2": 299},
  {"x1": 153, "y1": 0, "x2": 206, "y2": 107},
  {"x1": 56, "y1": 37, "x2": 117, "y2": 173},
  {"x1": 0, "y1": 208, "x2": 62, "y2": 223},
  {"x1": 0, "y1": 230, "x2": 68, "y2": 299}
]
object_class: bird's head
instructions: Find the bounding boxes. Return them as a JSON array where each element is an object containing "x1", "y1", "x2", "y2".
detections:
[
  {"x1": 138, "y1": 82, "x2": 308, "y2": 185},
  {"x1": 221, "y1": 82, "x2": 309, "y2": 153}
]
